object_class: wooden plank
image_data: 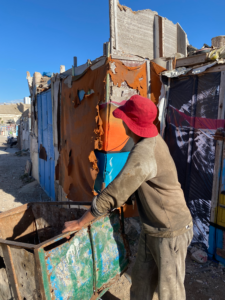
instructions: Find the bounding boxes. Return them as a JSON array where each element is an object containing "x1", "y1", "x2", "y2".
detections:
[
  {"x1": 0, "y1": 267, "x2": 14, "y2": 300},
  {"x1": 34, "y1": 249, "x2": 47, "y2": 300},
  {"x1": 218, "y1": 71, "x2": 225, "y2": 120},
  {"x1": 205, "y1": 64, "x2": 225, "y2": 73},
  {"x1": 0, "y1": 239, "x2": 35, "y2": 249},
  {"x1": 176, "y1": 53, "x2": 208, "y2": 68},
  {"x1": 211, "y1": 141, "x2": 223, "y2": 223},
  {"x1": 10, "y1": 246, "x2": 42, "y2": 299},
  {"x1": 211, "y1": 72, "x2": 225, "y2": 223},
  {"x1": 1, "y1": 244, "x2": 21, "y2": 300}
]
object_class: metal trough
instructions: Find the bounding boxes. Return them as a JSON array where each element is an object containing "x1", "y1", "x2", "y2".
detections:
[{"x1": 0, "y1": 202, "x2": 129, "y2": 300}]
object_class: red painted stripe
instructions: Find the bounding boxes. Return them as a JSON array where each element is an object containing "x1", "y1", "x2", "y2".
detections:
[{"x1": 168, "y1": 106, "x2": 225, "y2": 129}]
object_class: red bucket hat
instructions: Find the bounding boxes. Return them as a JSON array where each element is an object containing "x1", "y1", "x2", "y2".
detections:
[{"x1": 113, "y1": 95, "x2": 158, "y2": 138}]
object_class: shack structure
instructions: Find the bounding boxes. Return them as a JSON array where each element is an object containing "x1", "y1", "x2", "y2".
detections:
[
  {"x1": 26, "y1": 0, "x2": 187, "y2": 211},
  {"x1": 25, "y1": 0, "x2": 225, "y2": 269},
  {"x1": 156, "y1": 46, "x2": 225, "y2": 265}
]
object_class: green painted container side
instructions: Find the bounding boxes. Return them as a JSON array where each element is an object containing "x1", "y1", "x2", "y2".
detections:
[
  {"x1": 91, "y1": 213, "x2": 129, "y2": 290},
  {"x1": 44, "y1": 228, "x2": 94, "y2": 300},
  {"x1": 38, "y1": 248, "x2": 52, "y2": 300}
]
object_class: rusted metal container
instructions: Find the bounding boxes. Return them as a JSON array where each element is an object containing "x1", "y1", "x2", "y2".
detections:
[{"x1": 0, "y1": 202, "x2": 129, "y2": 300}]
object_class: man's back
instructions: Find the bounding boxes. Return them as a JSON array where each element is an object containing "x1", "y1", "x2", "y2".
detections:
[{"x1": 134, "y1": 135, "x2": 192, "y2": 236}]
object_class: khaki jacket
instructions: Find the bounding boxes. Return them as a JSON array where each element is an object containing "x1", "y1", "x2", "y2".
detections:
[{"x1": 91, "y1": 134, "x2": 192, "y2": 237}]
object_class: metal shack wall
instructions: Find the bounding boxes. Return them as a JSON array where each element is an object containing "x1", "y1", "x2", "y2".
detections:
[
  {"x1": 37, "y1": 89, "x2": 55, "y2": 200},
  {"x1": 163, "y1": 72, "x2": 223, "y2": 249}
]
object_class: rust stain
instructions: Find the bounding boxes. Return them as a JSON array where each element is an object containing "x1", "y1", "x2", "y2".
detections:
[
  {"x1": 60, "y1": 62, "x2": 107, "y2": 202},
  {"x1": 39, "y1": 144, "x2": 47, "y2": 161},
  {"x1": 108, "y1": 58, "x2": 148, "y2": 97}
]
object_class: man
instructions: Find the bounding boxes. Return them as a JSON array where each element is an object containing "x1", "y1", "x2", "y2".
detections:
[{"x1": 63, "y1": 95, "x2": 193, "y2": 300}]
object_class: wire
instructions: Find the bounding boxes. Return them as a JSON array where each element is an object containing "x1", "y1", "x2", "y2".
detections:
[{"x1": 107, "y1": 137, "x2": 130, "y2": 152}]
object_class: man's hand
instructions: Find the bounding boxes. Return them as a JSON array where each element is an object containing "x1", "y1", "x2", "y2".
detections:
[
  {"x1": 62, "y1": 220, "x2": 82, "y2": 234},
  {"x1": 62, "y1": 208, "x2": 96, "y2": 236}
]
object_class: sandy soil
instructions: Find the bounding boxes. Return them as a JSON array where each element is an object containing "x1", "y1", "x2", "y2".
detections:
[{"x1": 0, "y1": 135, "x2": 224, "y2": 300}]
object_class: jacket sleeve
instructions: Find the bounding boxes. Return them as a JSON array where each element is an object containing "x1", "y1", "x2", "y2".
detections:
[{"x1": 91, "y1": 140, "x2": 157, "y2": 217}]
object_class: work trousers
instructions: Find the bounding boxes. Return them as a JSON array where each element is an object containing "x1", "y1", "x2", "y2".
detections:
[{"x1": 130, "y1": 227, "x2": 193, "y2": 300}]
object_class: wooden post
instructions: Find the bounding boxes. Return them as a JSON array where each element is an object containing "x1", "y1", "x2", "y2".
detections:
[
  {"x1": 34, "y1": 249, "x2": 47, "y2": 300},
  {"x1": 1, "y1": 245, "x2": 21, "y2": 300},
  {"x1": 210, "y1": 71, "x2": 225, "y2": 223},
  {"x1": 146, "y1": 60, "x2": 151, "y2": 99},
  {"x1": 154, "y1": 16, "x2": 160, "y2": 59}
]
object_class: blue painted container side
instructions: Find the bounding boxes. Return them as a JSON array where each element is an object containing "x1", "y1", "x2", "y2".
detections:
[
  {"x1": 94, "y1": 151, "x2": 130, "y2": 193},
  {"x1": 208, "y1": 225, "x2": 216, "y2": 258},
  {"x1": 37, "y1": 89, "x2": 55, "y2": 201},
  {"x1": 215, "y1": 228, "x2": 225, "y2": 266}
]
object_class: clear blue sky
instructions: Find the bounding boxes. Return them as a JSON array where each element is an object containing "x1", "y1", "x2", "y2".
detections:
[{"x1": 0, "y1": 0, "x2": 224, "y2": 103}]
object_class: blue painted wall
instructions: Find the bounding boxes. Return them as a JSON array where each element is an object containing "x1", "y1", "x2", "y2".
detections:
[
  {"x1": 94, "y1": 151, "x2": 130, "y2": 193},
  {"x1": 37, "y1": 89, "x2": 55, "y2": 200}
]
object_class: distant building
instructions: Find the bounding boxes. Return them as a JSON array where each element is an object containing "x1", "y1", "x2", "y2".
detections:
[
  {"x1": 24, "y1": 97, "x2": 31, "y2": 104},
  {"x1": 0, "y1": 103, "x2": 30, "y2": 125},
  {"x1": 18, "y1": 108, "x2": 31, "y2": 150}
]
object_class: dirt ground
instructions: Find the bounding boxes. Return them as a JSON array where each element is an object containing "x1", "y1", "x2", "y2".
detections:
[
  {"x1": 0, "y1": 136, "x2": 50, "y2": 213},
  {"x1": 0, "y1": 135, "x2": 225, "y2": 300}
]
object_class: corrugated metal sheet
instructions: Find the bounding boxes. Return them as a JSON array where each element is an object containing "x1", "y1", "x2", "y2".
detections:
[{"x1": 37, "y1": 89, "x2": 55, "y2": 200}]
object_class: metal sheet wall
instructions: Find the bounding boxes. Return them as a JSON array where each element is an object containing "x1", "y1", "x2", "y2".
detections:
[{"x1": 37, "y1": 89, "x2": 55, "y2": 200}]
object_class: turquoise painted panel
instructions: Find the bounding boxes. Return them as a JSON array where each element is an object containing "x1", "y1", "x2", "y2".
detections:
[
  {"x1": 94, "y1": 151, "x2": 129, "y2": 193},
  {"x1": 44, "y1": 228, "x2": 94, "y2": 300},
  {"x1": 91, "y1": 212, "x2": 129, "y2": 290}
]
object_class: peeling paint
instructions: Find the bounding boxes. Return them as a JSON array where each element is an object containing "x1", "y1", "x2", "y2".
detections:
[{"x1": 38, "y1": 211, "x2": 129, "y2": 299}]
